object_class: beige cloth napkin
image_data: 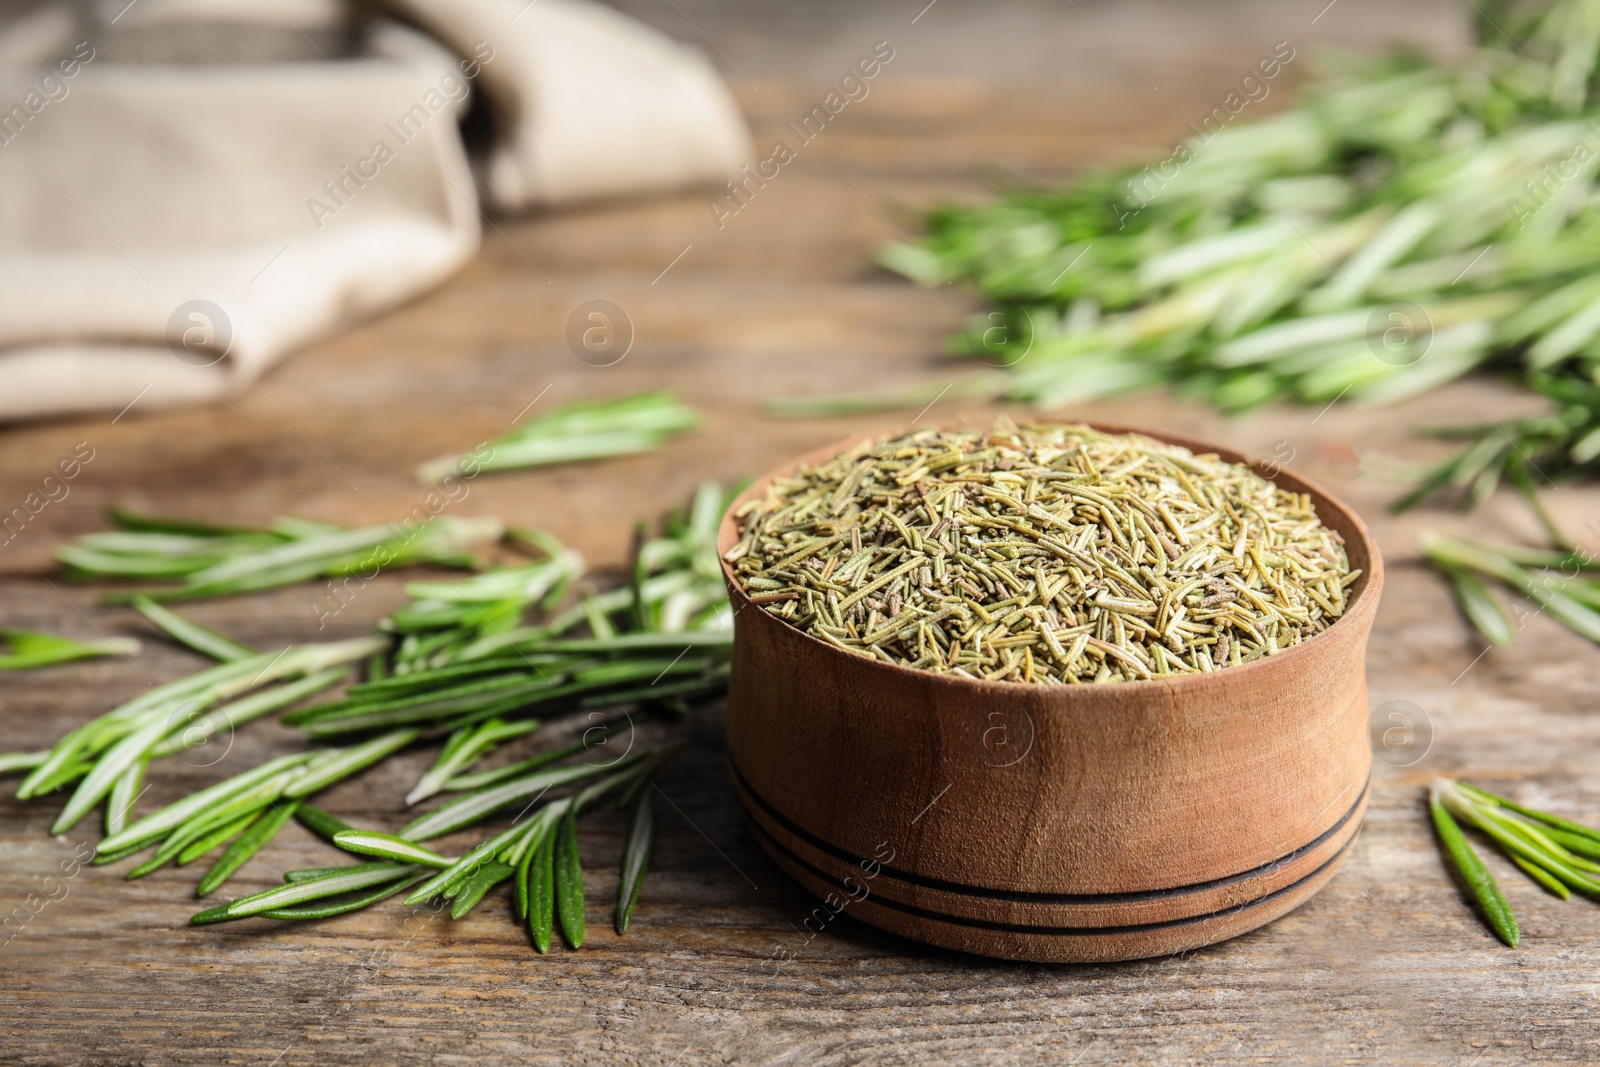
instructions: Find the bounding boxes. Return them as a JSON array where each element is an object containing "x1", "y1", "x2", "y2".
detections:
[{"x1": 0, "y1": 0, "x2": 748, "y2": 422}]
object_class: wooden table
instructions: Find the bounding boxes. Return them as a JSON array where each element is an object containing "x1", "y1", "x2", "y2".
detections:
[{"x1": 4, "y1": 24, "x2": 1599, "y2": 1064}]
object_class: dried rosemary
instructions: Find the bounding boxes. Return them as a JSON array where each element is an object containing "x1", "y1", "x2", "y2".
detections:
[{"x1": 726, "y1": 422, "x2": 1356, "y2": 683}]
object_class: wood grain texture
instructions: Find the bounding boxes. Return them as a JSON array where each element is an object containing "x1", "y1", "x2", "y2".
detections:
[{"x1": 1, "y1": 20, "x2": 1599, "y2": 1063}]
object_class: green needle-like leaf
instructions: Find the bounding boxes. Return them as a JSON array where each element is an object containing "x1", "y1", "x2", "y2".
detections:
[
  {"x1": 528, "y1": 825, "x2": 555, "y2": 954},
  {"x1": 130, "y1": 597, "x2": 254, "y2": 662},
  {"x1": 152, "y1": 768, "x2": 301, "y2": 864},
  {"x1": 294, "y1": 805, "x2": 353, "y2": 842},
  {"x1": 283, "y1": 729, "x2": 420, "y2": 798},
  {"x1": 450, "y1": 861, "x2": 515, "y2": 919},
  {"x1": 0, "y1": 630, "x2": 140, "y2": 671},
  {"x1": 1440, "y1": 566, "x2": 1515, "y2": 647},
  {"x1": 555, "y1": 804, "x2": 585, "y2": 949},
  {"x1": 52, "y1": 718, "x2": 167, "y2": 834},
  {"x1": 148, "y1": 670, "x2": 349, "y2": 759},
  {"x1": 441, "y1": 722, "x2": 626, "y2": 792},
  {"x1": 176, "y1": 810, "x2": 259, "y2": 866},
  {"x1": 415, "y1": 393, "x2": 697, "y2": 486},
  {"x1": 1431, "y1": 783, "x2": 1520, "y2": 947},
  {"x1": 398, "y1": 757, "x2": 632, "y2": 842},
  {"x1": 216, "y1": 863, "x2": 420, "y2": 919},
  {"x1": 1424, "y1": 533, "x2": 1600, "y2": 645},
  {"x1": 403, "y1": 820, "x2": 541, "y2": 905},
  {"x1": 198, "y1": 800, "x2": 300, "y2": 896},
  {"x1": 515, "y1": 832, "x2": 537, "y2": 922},
  {"x1": 1511, "y1": 853, "x2": 1572, "y2": 899},
  {"x1": 95, "y1": 752, "x2": 316, "y2": 855},
  {"x1": 0, "y1": 752, "x2": 48, "y2": 777},
  {"x1": 1540, "y1": 826, "x2": 1600, "y2": 861},
  {"x1": 283, "y1": 861, "x2": 401, "y2": 883},
  {"x1": 406, "y1": 718, "x2": 542, "y2": 806},
  {"x1": 615, "y1": 791, "x2": 655, "y2": 935},
  {"x1": 1457, "y1": 782, "x2": 1600, "y2": 846},
  {"x1": 255, "y1": 873, "x2": 428, "y2": 921},
  {"x1": 1477, "y1": 804, "x2": 1600, "y2": 873},
  {"x1": 105, "y1": 758, "x2": 147, "y2": 837},
  {"x1": 1446, "y1": 787, "x2": 1600, "y2": 895},
  {"x1": 332, "y1": 831, "x2": 455, "y2": 869}
]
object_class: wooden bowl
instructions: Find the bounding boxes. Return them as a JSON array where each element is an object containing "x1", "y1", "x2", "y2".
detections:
[{"x1": 718, "y1": 424, "x2": 1382, "y2": 963}]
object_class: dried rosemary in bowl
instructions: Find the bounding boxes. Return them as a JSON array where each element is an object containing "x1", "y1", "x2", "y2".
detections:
[{"x1": 724, "y1": 423, "x2": 1359, "y2": 683}]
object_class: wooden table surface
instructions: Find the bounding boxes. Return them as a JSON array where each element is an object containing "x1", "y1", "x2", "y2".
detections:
[{"x1": 4, "y1": 6, "x2": 1600, "y2": 1063}]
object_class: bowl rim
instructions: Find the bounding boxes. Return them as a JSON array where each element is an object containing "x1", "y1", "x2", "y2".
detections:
[{"x1": 717, "y1": 420, "x2": 1384, "y2": 699}]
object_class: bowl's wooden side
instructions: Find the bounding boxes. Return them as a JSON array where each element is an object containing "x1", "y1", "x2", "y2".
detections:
[
  {"x1": 720, "y1": 424, "x2": 1382, "y2": 962},
  {"x1": 735, "y1": 769, "x2": 1366, "y2": 964}
]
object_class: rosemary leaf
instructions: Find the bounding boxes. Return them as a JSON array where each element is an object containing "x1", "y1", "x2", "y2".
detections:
[
  {"x1": 130, "y1": 597, "x2": 255, "y2": 662},
  {"x1": 284, "y1": 861, "x2": 400, "y2": 883},
  {"x1": 1457, "y1": 781, "x2": 1600, "y2": 845},
  {"x1": 197, "y1": 800, "x2": 300, "y2": 896},
  {"x1": 1510, "y1": 853, "x2": 1572, "y2": 899},
  {"x1": 1431, "y1": 783, "x2": 1520, "y2": 947},
  {"x1": 1443, "y1": 782, "x2": 1600, "y2": 896},
  {"x1": 176, "y1": 811, "x2": 259, "y2": 866},
  {"x1": 283, "y1": 729, "x2": 420, "y2": 798},
  {"x1": 404, "y1": 819, "x2": 545, "y2": 905},
  {"x1": 1439, "y1": 566, "x2": 1515, "y2": 648},
  {"x1": 414, "y1": 393, "x2": 697, "y2": 486},
  {"x1": 0, "y1": 751, "x2": 48, "y2": 776},
  {"x1": 1423, "y1": 533, "x2": 1600, "y2": 643},
  {"x1": 257, "y1": 872, "x2": 429, "y2": 921},
  {"x1": 1475, "y1": 804, "x2": 1600, "y2": 874},
  {"x1": 26, "y1": 635, "x2": 381, "y2": 811},
  {"x1": 450, "y1": 861, "x2": 515, "y2": 919},
  {"x1": 68, "y1": 512, "x2": 501, "y2": 603},
  {"x1": 398, "y1": 757, "x2": 636, "y2": 842},
  {"x1": 332, "y1": 830, "x2": 455, "y2": 869},
  {"x1": 219, "y1": 863, "x2": 420, "y2": 919},
  {"x1": 105, "y1": 759, "x2": 147, "y2": 837},
  {"x1": 151, "y1": 768, "x2": 303, "y2": 865},
  {"x1": 514, "y1": 831, "x2": 538, "y2": 922},
  {"x1": 1539, "y1": 826, "x2": 1600, "y2": 861},
  {"x1": 52, "y1": 717, "x2": 170, "y2": 834},
  {"x1": 96, "y1": 751, "x2": 318, "y2": 856},
  {"x1": 440, "y1": 722, "x2": 623, "y2": 792},
  {"x1": 528, "y1": 824, "x2": 555, "y2": 953},
  {"x1": 555, "y1": 804, "x2": 585, "y2": 949},
  {"x1": 406, "y1": 718, "x2": 542, "y2": 806},
  {"x1": 615, "y1": 791, "x2": 655, "y2": 935},
  {"x1": 294, "y1": 805, "x2": 353, "y2": 842},
  {"x1": 128, "y1": 853, "x2": 173, "y2": 880},
  {"x1": 0, "y1": 630, "x2": 140, "y2": 671},
  {"x1": 147, "y1": 670, "x2": 349, "y2": 760}
]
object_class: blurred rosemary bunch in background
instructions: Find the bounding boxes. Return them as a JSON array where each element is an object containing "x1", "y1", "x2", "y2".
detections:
[{"x1": 795, "y1": 0, "x2": 1600, "y2": 511}]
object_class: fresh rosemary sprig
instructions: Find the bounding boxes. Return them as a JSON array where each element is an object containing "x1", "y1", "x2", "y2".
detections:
[
  {"x1": 0, "y1": 629, "x2": 140, "y2": 671},
  {"x1": 3, "y1": 483, "x2": 733, "y2": 952},
  {"x1": 1393, "y1": 374, "x2": 1600, "y2": 511},
  {"x1": 1423, "y1": 531, "x2": 1600, "y2": 647},
  {"x1": 190, "y1": 742, "x2": 677, "y2": 947},
  {"x1": 15, "y1": 631, "x2": 381, "y2": 834},
  {"x1": 130, "y1": 596, "x2": 254, "y2": 662},
  {"x1": 59, "y1": 509, "x2": 502, "y2": 602},
  {"x1": 1431, "y1": 777, "x2": 1600, "y2": 946},
  {"x1": 816, "y1": 0, "x2": 1600, "y2": 509},
  {"x1": 1431, "y1": 782, "x2": 1520, "y2": 947},
  {"x1": 414, "y1": 392, "x2": 698, "y2": 486}
]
